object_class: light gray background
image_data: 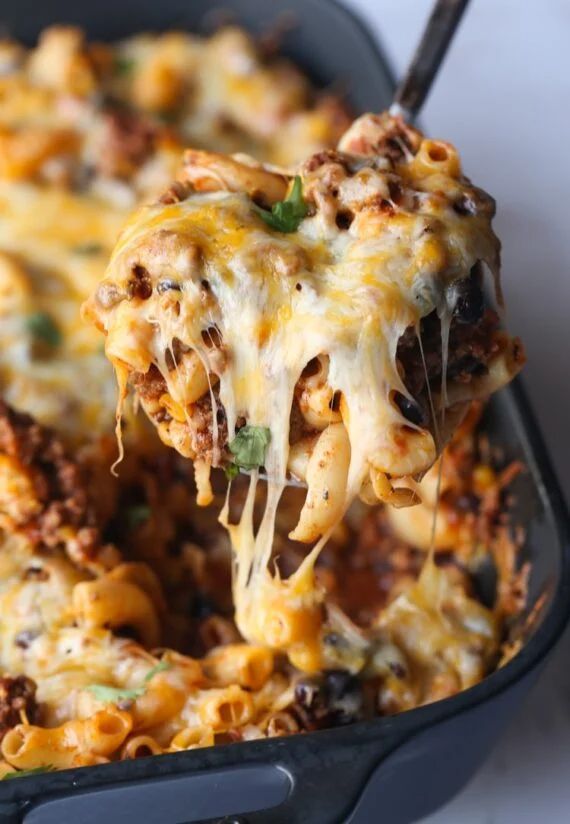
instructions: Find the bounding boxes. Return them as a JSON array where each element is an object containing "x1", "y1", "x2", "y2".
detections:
[{"x1": 347, "y1": 1, "x2": 570, "y2": 822}]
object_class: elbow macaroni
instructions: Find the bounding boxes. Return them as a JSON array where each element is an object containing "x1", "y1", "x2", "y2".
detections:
[
  {"x1": 72, "y1": 576, "x2": 161, "y2": 647},
  {"x1": 85, "y1": 107, "x2": 523, "y2": 670},
  {"x1": 2, "y1": 710, "x2": 132, "y2": 769}
]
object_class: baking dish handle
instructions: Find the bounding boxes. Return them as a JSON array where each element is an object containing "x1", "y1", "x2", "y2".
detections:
[{"x1": 20, "y1": 764, "x2": 292, "y2": 824}]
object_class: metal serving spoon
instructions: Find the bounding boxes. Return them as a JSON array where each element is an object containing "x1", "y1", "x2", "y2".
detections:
[
  {"x1": 243, "y1": 0, "x2": 471, "y2": 488},
  {"x1": 390, "y1": 0, "x2": 470, "y2": 122}
]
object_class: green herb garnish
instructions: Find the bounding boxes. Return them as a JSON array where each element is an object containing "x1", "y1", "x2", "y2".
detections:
[
  {"x1": 86, "y1": 661, "x2": 172, "y2": 704},
  {"x1": 225, "y1": 463, "x2": 239, "y2": 481},
  {"x1": 228, "y1": 425, "x2": 271, "y2": 471},
  {"x1": 114, "y1": 56, "x2": 136, "y2": 76},
  {"x1": 71, "y1": 242, "x2": 104, "y2": 255},
  {"x1": 3, "y1": 766, "x2": 55, "y2": 780},
  {"x1": 143, "y1": 660, "x2": 171, "y2": 682},
  {"x1": 156, "y1": 110, "x2": 178, "y2": 125},
  {"x1": 126, "y1": 504, "x2": 151, "y2": 530},
  {"x1": 26, "y1": 312, "x2": 62, "y2": 348},
  {"x1": 85, "y1": 683, "x2": 146, "y2": 703},
  {"x1": 253, "y1": 176, "x2": 307, "y2": 233}
]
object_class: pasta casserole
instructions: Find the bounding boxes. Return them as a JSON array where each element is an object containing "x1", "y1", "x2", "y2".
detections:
[
  {"x1": 0, "y1": 24, "x2": 527, "y2": 776},
  {"x1": 85, "y1": 110, "x2": 525, "y2": 671}
]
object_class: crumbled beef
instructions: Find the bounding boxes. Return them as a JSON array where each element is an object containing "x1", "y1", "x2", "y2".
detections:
[
  {"x1": 127, "y1": 265, "x2": 152, "y2": 300},
  {"x1": 0, "y1": 675, "x2": 38, "y2": 740},
  {"x1": 188, "y1": 390, "x2": 229, "y2": 464},
  {"x1": 303, "y1": 149, "x2": 349, "y2": 174},
  {"x1": 0, "y1": 401, "x2": 105, "y2": 567},
  {"x1": 396, "y1": 308, "x2": 500, "y2": 404},
  {"x1": 341, "y1": 113, "x2": 422, "y2": 162},
  {"x1": 131, "y1": 365, "x2": 167, "y2": 403},
  {"x1": 131, "y1": 368, "x2": 228, "y2": 464},
  {"x1": 95, "y1": 109, "x2": 157, "y2": 179}
]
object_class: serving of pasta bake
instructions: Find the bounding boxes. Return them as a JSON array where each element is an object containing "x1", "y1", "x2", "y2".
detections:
[{"x1": 0, "y1": 24, "x2": 527, "y2": 776}]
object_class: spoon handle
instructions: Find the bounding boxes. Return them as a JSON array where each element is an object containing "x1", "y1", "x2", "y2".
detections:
[{"x1": 390, "y1": 0, "x2": 471, "y2": 122}]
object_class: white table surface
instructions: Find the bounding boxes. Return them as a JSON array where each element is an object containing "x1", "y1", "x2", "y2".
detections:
[{"x1": 346, "y1": 2, "x2": 570, "y2": 822}]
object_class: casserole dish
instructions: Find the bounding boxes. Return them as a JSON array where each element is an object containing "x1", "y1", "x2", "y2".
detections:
[{"x1": 0, "y1": 1, "x2": 568, "y2": 822}]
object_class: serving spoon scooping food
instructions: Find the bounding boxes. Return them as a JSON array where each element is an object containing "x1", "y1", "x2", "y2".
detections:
[{"x1": 252, "y1": 0, "x2": 471, "y2": 488}]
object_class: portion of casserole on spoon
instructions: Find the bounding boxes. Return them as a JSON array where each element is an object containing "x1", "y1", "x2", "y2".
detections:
[{"x1": 84, "y1": 112, "x2": 525, "y2": 670}]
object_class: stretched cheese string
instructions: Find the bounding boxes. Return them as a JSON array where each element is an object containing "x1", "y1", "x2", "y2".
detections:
[
  {"x1": 110, "y1": 362, "x2": 129, "y2": 476},
  {"x1": 416, "y1": 315, "x2": 446, "y2": 608}
]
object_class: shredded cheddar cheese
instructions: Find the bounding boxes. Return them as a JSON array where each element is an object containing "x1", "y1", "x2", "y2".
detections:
[{"x1": 86, "y1": 112, "x2": 524, "y2": 668}]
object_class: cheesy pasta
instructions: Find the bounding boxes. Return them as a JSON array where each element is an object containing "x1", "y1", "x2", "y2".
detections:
[
  {"x1": 85, "y1": 110, "x2": 524, "y2": 669},
  {"x1": 0, "y1": 24, "x2": 528, "y2": 777}
]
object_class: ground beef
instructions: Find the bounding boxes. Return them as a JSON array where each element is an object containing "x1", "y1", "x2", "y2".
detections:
[
  {"x1": 340, "y1": 113, "x2": 422, "y2": 162},
  {"x1": 396, "y1": 308, "x2": 500, "y2": 408},
  {"x1": 131, "y1": 365, "x2": 167, "y2": 403},
  {"x1": 188, "y1": 390, "x2": 229, "y2": 464},
  {"x1": 0, "y1": 401, "x2": 103, "y2": 565},
  {"x1": 95, "y1": 109, "x2": 157, "y2": 179},
  {"x1": 0, "y1": 675, "x2": 38, "y2": 740},
  {"x1": 131, "y1": 368, "x2": 229, "y2": 464}
]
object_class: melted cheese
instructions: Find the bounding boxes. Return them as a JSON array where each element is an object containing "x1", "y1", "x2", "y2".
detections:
[
  {"x1": 90, "y1": 116, "x2": 515, "y2": 670},
  {"x1": 0, "y1": 28, "x2": 522, "y2": 759},
  {"x1": 0, "y1": 182, "x2": 127, "y2": 437},
  {"x1": 0, "y1": 25, "x2": 348, "y2": 443}
]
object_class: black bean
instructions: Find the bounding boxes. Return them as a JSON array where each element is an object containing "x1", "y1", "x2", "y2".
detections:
[
  {"x1": 449, "y1": 276, "x2": 484, "y2": 324},
  {"x1": 324, "y1": 670, "x2": 364, "y2": 724},
  {"x1": 294, "y1": 670, "x2": 364, "y2": 727},
  {"x1": 394, "y1": 391, "x2": 426, "y2": 426},
  {"x1": 157, "y1": 279, "x2": 181, "y2": 294},
  {"x1": 190, "y1": 593, "x2": 218, "y2": 619},
  {"x1": 335, "y1": 210, "x2": 354, "y2": 230},
  {"x1": 453, "y1": 194, "x2": 477, "y2": 216},
  {"x1": 324, "y1": 669, "x2": 354, "y2": 699}
]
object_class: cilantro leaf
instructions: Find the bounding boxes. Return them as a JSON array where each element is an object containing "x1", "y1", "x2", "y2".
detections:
[
  {"x1": 71, "y1": 242, "x2": 104, "y2": 255},
  {"x1": 253, "y1": 176, "x2": 307, "y2": 233},
  {"x1": 229, "y1": 425, "x2": 271, "y2": 470},
  {"x1": 86, "y1": 660, "x2": 172, "y2": 705},
  {"x1": 85, "y1": 684, "x2": 146, "y2": 703},
  {"x1": 143, "y1": 660, "x2": 172, "y2": 683},
  {"x1": 114, "y1": 56, "x2": 135, "y2": 76},
  {"x1": 26, "y1": 312, "x2": 62, "y2": 348},
  {"x1": 126, "y1": 504, "x2": 151, "y2": 530},
  {"x1": 225, "y1": 463, "x2": 239, "y2": 481},
  {"x1": 3, "y1": 766, "x2": 55, "y2": 780}
]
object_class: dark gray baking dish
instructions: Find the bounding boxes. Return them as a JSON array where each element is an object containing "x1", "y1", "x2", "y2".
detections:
[{"x1": 0, "y1": 2, "x2": 568, "y2": 823}]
